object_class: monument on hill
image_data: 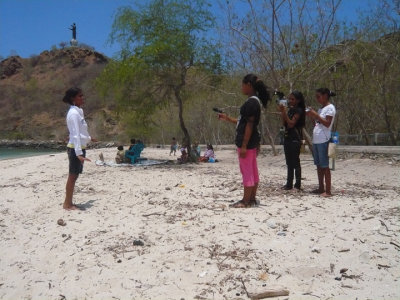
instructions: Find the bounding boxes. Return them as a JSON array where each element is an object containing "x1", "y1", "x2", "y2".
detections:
[{"x1": 69, "y1": 23, "x2": 78, "y2": 46}]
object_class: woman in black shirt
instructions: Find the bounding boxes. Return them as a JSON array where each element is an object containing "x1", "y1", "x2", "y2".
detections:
[
  {"x1": 278, "y1": 91, "x2": 306, "y2": 190},
  {"x1": 218, "y1": 74, "x2": 270, "y2": 207}
]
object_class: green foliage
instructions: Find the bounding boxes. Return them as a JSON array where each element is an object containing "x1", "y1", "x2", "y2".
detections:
[{"x1": 97, "y1": 0, "x2": 221, "y2": 144}]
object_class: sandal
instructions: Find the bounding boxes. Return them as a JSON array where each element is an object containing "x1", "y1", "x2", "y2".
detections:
[
  {"x1": 229, "y1": 199, "x2": 253, "y2": 208},
  {"x1": 250, "y1": 199, "x2": 259, "y2": 206}
]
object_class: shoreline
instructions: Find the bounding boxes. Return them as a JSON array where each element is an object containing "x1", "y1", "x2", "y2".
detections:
[
  {"x1": 0, "y1": 149, "x2": 60, "y2": 161},
  {"x1": 0, "y1": 140, "x2": 118, "y2": 150}
]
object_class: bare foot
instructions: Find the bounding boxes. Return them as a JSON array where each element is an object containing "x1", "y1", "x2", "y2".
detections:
[
  {"x1": 63, "y1": 204, "x2": 81, "y2": 211},
  {"x1": 320, "y1": 192, "x2": 332, "y2": 197}
]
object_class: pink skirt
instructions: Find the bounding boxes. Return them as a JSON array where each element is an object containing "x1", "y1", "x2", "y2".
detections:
[{"x1": 237, "y1": 148, "x2": 259, "y2": 187}]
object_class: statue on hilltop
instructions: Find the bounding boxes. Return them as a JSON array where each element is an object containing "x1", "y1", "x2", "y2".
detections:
[{"x1": 69, "y1": 23, "x2": 78, "y2": 46}]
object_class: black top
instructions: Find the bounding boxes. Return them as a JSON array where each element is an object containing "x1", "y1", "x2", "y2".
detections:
[
  {"x1": 235, "y1": 97, "x2": 261, "y2": 149},
  {"x1": 285, "y1": 107, "x2": 303, "y2": 141}
]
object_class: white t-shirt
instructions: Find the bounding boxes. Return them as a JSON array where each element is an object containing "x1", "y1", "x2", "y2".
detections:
[
  {"x1": 67, "y1": 106, "x2": 91, "y2": 156},
  {"x1": 312, "y1": 104, "x2": 336, "y2": 144}
]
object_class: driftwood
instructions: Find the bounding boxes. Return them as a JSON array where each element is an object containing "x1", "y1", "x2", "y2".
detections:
[
  {"x1": 249, "y1": 289, "x2": 289, "y2": 299},
  {"x1": 142, "y1": 212, "x2": 165, "y2": 217},
  {"x1": 390, "y1": 241, "x2": 400, "y2": 249}
]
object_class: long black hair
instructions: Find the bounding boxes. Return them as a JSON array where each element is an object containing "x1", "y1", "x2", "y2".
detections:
[
  {"x1": 62, "y1": 87, "x2": 82, "y2": 105},
  {"x1": 290, "y1": 90, "x2": 306, "y2": 128},
  {"x1": 316, "y1": 87, "x2": 336, "y2": 98},
  {"x1": 242, "y1": 74, "x2": 271, "y2": 108}
]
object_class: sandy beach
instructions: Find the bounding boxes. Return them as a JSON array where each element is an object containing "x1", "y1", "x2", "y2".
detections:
[{"x1": 0, "y1": 147, "x2": 399, "y2": 300}]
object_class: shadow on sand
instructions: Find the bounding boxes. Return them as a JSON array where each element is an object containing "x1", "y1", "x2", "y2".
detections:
[{"x1": 77, "y1": 199, "x2": 96, "y2": 210}]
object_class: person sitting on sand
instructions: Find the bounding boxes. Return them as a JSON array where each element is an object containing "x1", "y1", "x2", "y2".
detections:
[
  {"x1": 115, "y1": 145, "x2": 126, "y2": 164},
  {"x1": 199, "y1": 144, "x2": 215, "y2": 162},
  {"x1": 178, "y1": 144, "x2": 188, "y2": 163},
  {"x1": 62, "y1": 87, "x2": 97, "y2": 210},
  {"x1": 128, "y1": 139, "x2": 136, "y2": 151}
]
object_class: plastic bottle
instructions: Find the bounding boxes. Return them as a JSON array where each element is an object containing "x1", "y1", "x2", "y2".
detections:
[{"x1": 332, "y1": 132, "x2": 339, "y2": 144}]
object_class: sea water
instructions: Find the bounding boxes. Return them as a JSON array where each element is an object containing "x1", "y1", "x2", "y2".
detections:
[{"x1": 0, "y1": 147, "x2": 60, "y2": 160}]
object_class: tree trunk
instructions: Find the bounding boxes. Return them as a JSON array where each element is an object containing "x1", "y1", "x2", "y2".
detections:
[
  {"x1": 302, "y1": 128, "x2": 314, "y2": 157},
  {"x1": 174, "y1": 88, "x2": 193, "y2": 161},
  {"x1": 382, "y1": 102, "x2": 396, "y2": 145},
  {"x1": 263, "y1": 115, "x2": 277, "y2": 156}
]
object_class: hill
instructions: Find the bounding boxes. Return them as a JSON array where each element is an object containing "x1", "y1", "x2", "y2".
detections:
[{"x1": 0, "y1": 47, "x2": 118, "y2": 141}]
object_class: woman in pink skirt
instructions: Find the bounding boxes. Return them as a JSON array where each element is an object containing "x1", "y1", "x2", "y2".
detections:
[{"x1": 218, "y1": 74, "x2": 270, "y2": 207}]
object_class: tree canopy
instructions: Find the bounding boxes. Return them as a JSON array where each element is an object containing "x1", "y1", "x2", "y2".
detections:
[{"x1": 97, "y1": 0, "x2": 221, "y2": 151}]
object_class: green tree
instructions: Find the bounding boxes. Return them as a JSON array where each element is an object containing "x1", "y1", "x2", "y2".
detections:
[{"x1": 98, "y1": 0, "x2": 220, "y2": 157}]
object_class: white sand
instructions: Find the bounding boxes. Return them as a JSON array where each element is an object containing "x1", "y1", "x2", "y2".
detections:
[{"x1": 0, "y1": 147, "x2": 399, "y2": 299}]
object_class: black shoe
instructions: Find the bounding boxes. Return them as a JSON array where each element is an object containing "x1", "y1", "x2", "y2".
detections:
[
  {"x1": 294, "y1": 184, "x2": 301, "y2": 190},
  {"x1": 281, "y1": 185, "x2": 293, "y2": 190}
]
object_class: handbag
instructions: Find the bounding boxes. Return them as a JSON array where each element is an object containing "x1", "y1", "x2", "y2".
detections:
[{"x1": 328, "y1": 141, "x2": 336, "y2": 158}]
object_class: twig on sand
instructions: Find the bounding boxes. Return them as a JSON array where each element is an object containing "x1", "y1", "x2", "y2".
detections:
[
  {"x1": 142, "y1": 212, "x2": 165, "y2": 217},
  {"x1": 249, "y1": 289, "x2": 289, "y2": 299},
  {"x1": 380, "y1": 220, "x2": 389, "y2": 231},
  {"x1": 302, "y1": 292, "x2": 321, "y2": 298},
  {"x1": 228, "y1": 231, "x2": 243, "y2": 235},
  {"x1": 390, "y1": 241, "x2": 400, "y2": 250},
  {"x1": 377, "y1": 231, "x2": 392, "y2": 237},
  {"x1": 240, "y1": 278, "x2": 250, "y2": 298}
]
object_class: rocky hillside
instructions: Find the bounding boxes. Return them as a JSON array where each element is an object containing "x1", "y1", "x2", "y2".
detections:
[{"x1": 0, "y1": 47, "x2": 119, "y2": 141}]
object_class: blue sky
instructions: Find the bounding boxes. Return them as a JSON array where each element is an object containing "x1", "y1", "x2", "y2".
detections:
[{"x1": 0, "y1": 0, "x2": 381, "y2": 59}]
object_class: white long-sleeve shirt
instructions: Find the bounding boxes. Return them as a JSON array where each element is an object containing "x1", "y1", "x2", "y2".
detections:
[{"x1": 66, "y1": 106, "x2": 91, "y2": 156}]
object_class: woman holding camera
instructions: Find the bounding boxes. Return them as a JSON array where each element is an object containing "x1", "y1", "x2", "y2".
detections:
[
  {"x1": 278, "y1": 91, "x2": 306, "y2": 190},
  {"x1": 306, "y1": 88, "x2": 336, "y2": 197}
]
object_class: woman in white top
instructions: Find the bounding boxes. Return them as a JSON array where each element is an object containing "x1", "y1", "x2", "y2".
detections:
[
  {"x1": 306, "y1": 88, "x2": 336, "y2": 197},
  {"x1": 62, "y1": 88, "x2": 96, "y2": 210}
]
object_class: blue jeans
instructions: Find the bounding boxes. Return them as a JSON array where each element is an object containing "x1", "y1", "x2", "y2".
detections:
[{"x1": 313, "y1": 142, "x2": 329, "y2": 168}]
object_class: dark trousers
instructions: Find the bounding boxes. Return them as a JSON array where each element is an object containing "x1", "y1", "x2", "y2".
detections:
[{"x1": 283, "y1": 139, "x2": 301, "y2": 188}]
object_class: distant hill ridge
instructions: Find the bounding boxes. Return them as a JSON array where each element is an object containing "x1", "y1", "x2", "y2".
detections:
[
  {"x1": 0, "y1": 47, "x2": 118, "y2": 141},
  {"x1": 1, "y1": 47, "x2": 108, "y2": 80}
]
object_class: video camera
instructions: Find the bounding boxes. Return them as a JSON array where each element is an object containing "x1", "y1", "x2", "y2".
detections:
[{"x1": 274, "y1": 90, "x2": 287, "y2": 106}]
